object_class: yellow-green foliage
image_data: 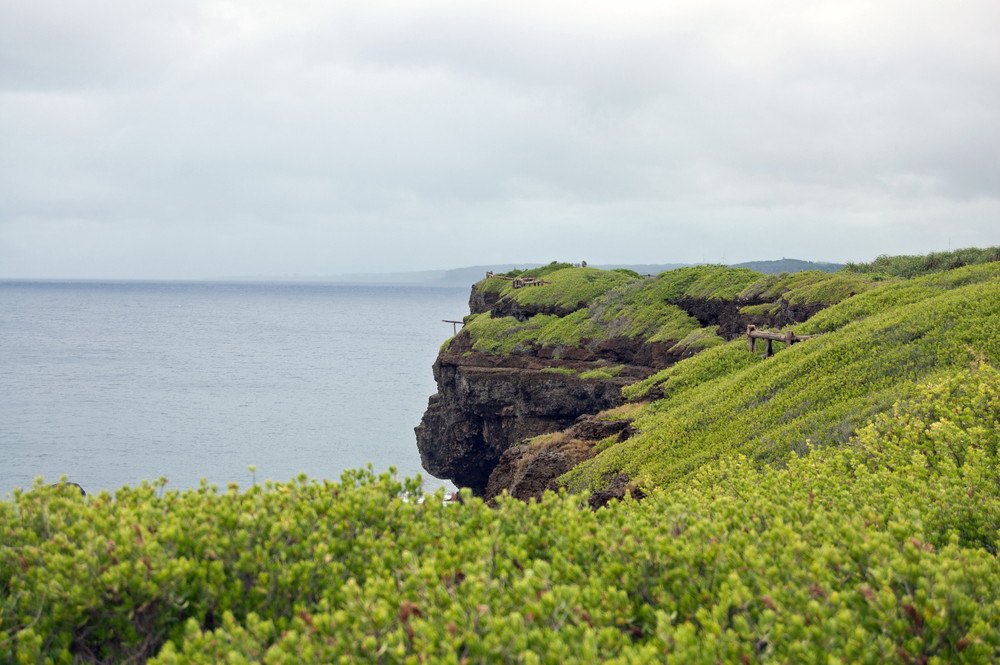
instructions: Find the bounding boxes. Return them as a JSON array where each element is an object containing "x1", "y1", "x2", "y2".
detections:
[
  {"x1": 623, "y1": 342, "x2": 764, "y2": 400},
  {"x1": 667, "y1": 327, "x2": 725, "y2": 354},
  {"x1": 463, "y1": 266, "x2": 768, "y2": 356},
  {"x1": 738, "y1": 302, "x2": 781, "y2": 316},
  {"x1": 562, "y1": 272, "x2": 1000, "y2": 492},
  {"x1": 648, "y1": 265, "x2": 761, "y2": 300},
  {"x1": 490, "y1": 267, "x2": 639, "y2": 310},
  {"x1": 740, "y1": 270, "x2": 877, "y2": 305},
  {"x1": 579, "y1": 364, "x2": 626, "y2": 380},
  {"x1": 845, "y1": 246, "x2": 1000, "y2": 278},
  {"x1": 587, "y1": 276, "x2": 712, "y2": 343},
  {"x1": 3, "y1": 368, "x2": 998, "y2": 663},
  {"x1": 461, "y1": 311, "x2": 602, "y2": 355},
  {"x1": 541, "y1": 367, "x2": 577, "y2": 376},
  {"x1": 799, "y1": 263, "x2": 1000, "y2": 334}
]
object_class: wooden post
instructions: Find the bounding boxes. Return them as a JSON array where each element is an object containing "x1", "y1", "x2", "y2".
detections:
[
  {"x1": 765, "y1": 338, "x2": 773, "y2": 358},
  {"x1": 747, "y1": 325, "x2": 756, "y2": 353},
  {"x1": 785, "y1": 331, "x2": 794, "y2": 347}
]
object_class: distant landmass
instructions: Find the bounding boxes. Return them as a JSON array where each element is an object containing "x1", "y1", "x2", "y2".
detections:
[
  {"x1": 732, "y1": 258, "x2": 844, "y2": 274},
  {"x1": 322, "y1": 259, "x2": 844, "y2": 285}
]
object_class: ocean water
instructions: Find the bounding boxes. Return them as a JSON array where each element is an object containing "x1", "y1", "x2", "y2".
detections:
[{"x1": 0, "y1": 280, "x2": 469, "y2": 497}]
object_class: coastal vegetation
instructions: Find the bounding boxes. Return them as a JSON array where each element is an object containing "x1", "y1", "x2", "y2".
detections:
[
  {"x1": 3, "y1": 249, "x2": 999, "y2": 662},
  {"x1": 2, "y1": 367, "x2": 997, "y2": 662}
]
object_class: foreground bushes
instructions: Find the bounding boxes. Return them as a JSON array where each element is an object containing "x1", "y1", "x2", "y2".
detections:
[{"x1": 2, "y1": 367, "x2": 998, "y2": 663}]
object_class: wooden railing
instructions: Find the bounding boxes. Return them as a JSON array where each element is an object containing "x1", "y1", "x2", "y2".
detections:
[{"x1": 747, "y1": 325, "x2": 816, "y2": 357}]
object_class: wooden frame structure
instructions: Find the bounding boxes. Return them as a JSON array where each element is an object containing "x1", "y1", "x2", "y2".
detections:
[{"x1": 747, "y1": 325, "x2": 816, "y2": 358}]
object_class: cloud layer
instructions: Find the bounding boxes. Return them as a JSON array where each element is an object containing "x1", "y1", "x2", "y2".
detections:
[{"x1": 2, "y1": 0, "x2": 998, "y2": 277}]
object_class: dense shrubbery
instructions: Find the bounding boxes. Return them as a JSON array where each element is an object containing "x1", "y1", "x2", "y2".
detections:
[
  {"x1": 2, "y1": 368, "x2": 997, "y2": 663},
  {"x1": 844, "y1": 246, "x2": 999, "y2": 278}
]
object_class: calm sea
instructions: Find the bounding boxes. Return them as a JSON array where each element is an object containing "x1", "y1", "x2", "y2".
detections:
[{"x1": 0, "y1": 280, "x2": 469, "y2": 497}]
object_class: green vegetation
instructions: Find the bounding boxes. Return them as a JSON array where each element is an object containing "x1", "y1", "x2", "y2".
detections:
[
  {"x1": 739, "y1": 270, "x2": 877, "y2": 306},
  {"x1": 462, "y1": 265, "x2": 892, "y2": 360},
  {"x1": 579, "y1": 364, "x2": 626, "y2": 380},
  {"x1": 799, "y1": 263, "x2": 1000, "y2": 335},
  {"x1": 563, "y1": 265, "x2": 1000, "y2": 491},
  {"x1": 844, "y1": 246, "x2": 999, "y2": 278},
  {"x1": 460, "y1": 311, "x2": 601, "y2": 355},
  {"x1": 490, "y1": 267, "x2": 638, "y2": 311},
  {"x1": 3, "y1": 367, "x2": 998, "y2": 663},
  {"x1": 462, "y1": 266, "x2": 777, "y2": 357}
]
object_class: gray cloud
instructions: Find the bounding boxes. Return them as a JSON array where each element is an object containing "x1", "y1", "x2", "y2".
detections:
[{"x1": 1, "y1": 0, "x2": 998, "y2": 278}]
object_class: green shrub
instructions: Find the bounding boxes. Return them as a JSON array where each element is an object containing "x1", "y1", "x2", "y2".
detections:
[
  {"x1": 579, "y1": 365, "x2": 626, "y2": 380},
  {"x1": 844, "y1": 246, "x2": 1000, "y2": 278}
]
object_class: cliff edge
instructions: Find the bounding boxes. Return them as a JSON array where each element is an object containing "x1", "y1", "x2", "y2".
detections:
[{"x1": 415, "y1": 263, "x2": 867, "y2": 496}]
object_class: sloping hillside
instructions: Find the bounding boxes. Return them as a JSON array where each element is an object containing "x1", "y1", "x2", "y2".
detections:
[{"x1": 560, "y1": 263, "x2": 999, "y2": 492}]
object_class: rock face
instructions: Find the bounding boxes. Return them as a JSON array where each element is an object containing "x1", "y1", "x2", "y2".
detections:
[
  {"x1": 415, "y1": 351, "x2": 628, "y2": 494},
  {"x1": 483, "y1": 414, "x2": 636, "y2": 502}
]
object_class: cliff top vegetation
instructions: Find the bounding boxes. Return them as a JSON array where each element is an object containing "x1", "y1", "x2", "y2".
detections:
[{"x1": 455, "y1": 264, "x2": 888, "y2": 358}]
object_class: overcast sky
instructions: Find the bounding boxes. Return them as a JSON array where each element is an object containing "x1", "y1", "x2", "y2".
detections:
[{"x1": 1, "y1": 0, "x2": 998, "y2": 278}]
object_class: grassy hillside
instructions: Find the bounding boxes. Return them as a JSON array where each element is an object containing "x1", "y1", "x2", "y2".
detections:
[
  {"x1": 3, "y1": 366, "x2": 997, "y2": 662},
  {"x1": 458, "y1": 265, "x2": 882, "y2": 358},
  {"x1": 560, "y1": 263, "x2": 999, "y2": 491}
]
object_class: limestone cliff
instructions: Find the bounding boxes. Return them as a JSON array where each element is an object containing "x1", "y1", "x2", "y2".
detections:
[
  {"x1": 416, "y1": 266, "x2": 852, "y2": 497},
  {"x1": 414, "y1": 345, "x2": 636, "y2": 494}
]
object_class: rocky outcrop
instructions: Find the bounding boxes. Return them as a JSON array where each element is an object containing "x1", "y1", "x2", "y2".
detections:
[
  {"x1": 483, "y1": 414, "x2": 636, "y2": 502},
  {"x1": 674, "y1": 296, "x2": 825, "y2": 340},
  {"x1": 469, "y1": 288, "x2": 503, "y2": 315},
  {"x1": 673, "y1": 296, "x2": 757, "y2": 339},
  {"x1": 415, "y1": 351, "x2": 629, "y2": 494}
]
